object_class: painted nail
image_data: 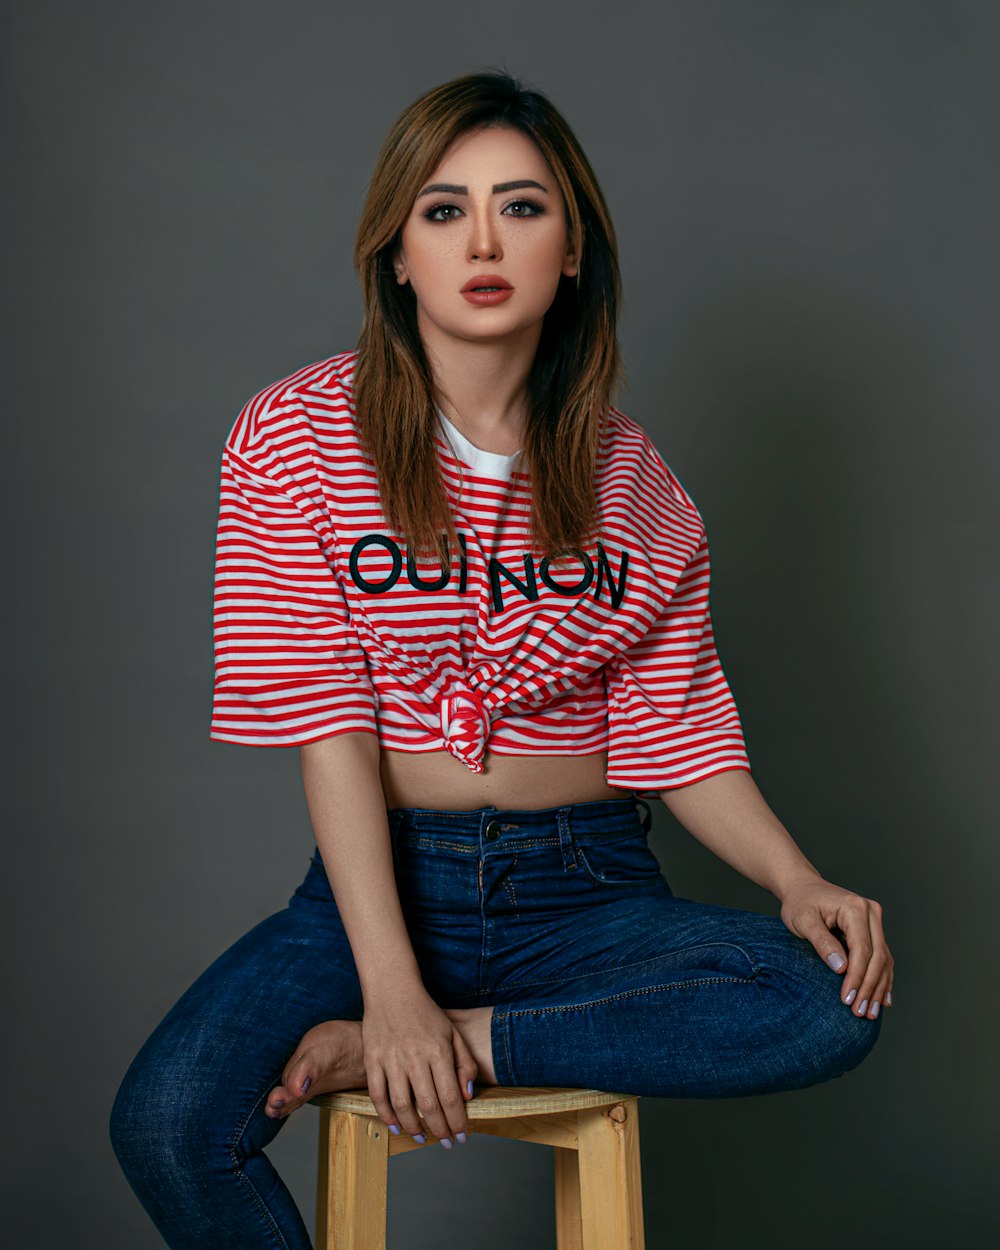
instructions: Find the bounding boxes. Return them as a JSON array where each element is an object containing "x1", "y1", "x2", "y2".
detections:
[
  {"x1": 467, "y1": 1079, "x2": 474, "y2": 1096},
  {"x1": 885, "y1": 990, "x2": 893, "y2": 1005},
  {"x1": 413, "y1": 1133, "x2": 426, "y2": 1144},
  {"x1": 273, "y1": 1098, "x2": 285, "y2": 1107},
  {"x1": 301, "y1": 1076, "x2": 312, "y2": 1094},
  {"x1": 388, "y1": 1124, "x2": 401, "y2": 1135},
  {"x1": 440, "y1": 1137, "x2": 452, "y2": 1150},
  {"x1": 827, "y1": 953, "x2": 846, "y2": 971},
  {"x1": 456, "y1": 1131, "x2": 467, "y2": 1144},
  {"x1": 857, "y1": 998, "x2": 869, "y2": 1015},
  {"x1": 870, "y1": 1002, "x2": 880, "y2": 1018},
  {"x1": 845, "y1": 988, "x2": 857, "y2": 1005}
]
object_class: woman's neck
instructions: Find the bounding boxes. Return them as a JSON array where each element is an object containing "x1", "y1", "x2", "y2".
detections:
[{"x1": 420, "y1": 315, "x2": 539, "y2": 446}]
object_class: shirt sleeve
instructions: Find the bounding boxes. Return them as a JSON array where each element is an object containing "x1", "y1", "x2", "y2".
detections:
[
  {"x1": 604, "y1": 516, "x2": 751, "y2": 794},
  {"x1": 209, "y1": 442, "x2": 378, "y2": 747}
]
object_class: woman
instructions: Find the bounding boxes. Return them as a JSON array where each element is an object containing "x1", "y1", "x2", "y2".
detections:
[{"x1": 110, "y1": 69, "x2": 892, "y2": 1249}]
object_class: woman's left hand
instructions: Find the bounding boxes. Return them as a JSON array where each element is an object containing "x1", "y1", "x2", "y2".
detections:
[{"x1": 778, "y1": 875, "x2": 894, "y2": 1019}]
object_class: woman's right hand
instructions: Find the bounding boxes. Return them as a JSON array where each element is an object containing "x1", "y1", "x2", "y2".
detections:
[{"x1": 361, "y1": 986, "x2": 477, "y2": 1146}]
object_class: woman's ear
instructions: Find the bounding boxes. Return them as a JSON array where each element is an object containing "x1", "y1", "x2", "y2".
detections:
[
  {"x1": 392, "y1": 248, "x2": 410, "y2": 286},
  {"x1": 562, "y1": 224, "x2": 583, "y2": 278}
]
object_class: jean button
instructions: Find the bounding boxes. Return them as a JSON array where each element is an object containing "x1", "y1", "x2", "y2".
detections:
[{"x1": 485, "y1": 820, "x2": 502, "y2": 841}]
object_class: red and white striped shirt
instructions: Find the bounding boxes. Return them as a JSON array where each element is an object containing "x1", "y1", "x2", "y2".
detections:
[{"x1": 209, "y1": 350, "x2": 751, "y2": 798}]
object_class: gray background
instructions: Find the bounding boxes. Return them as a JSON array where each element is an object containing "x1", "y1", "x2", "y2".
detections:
[{"x1": 6, "y1": 1, "x2": 997, "y2": 1247}]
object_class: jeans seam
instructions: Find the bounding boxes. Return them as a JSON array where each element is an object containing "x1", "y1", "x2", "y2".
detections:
[
  {"x1": 498, "y1": 1011, "x2": 515, "y2": 1083},
  {"x1": 227, "y1": 1072, "x2": 294, "y2": 1250},
  {"x1": 401, "y1": 838, "x2": 479, "y2": 853},
  {"x1": 496, "y1": 974, "x2": 757, "y2": 1018},
  {"x1": 502, "y1": 854, "x2": 520, "y2": 920},
  {"x1": 406, "y1": 800, "x2": 634, "y2": 826},
  {"x1": 413, "y1": 811, "x2": 488, "y2": 822},
  {"x1": 444, "y1": 944, "x2": 760, "y2": 1000},
  {"x1": 396, "y1": 833, "x2": 644, "y2": 854},
  {"x1": 400, "y1": 836, "x2": 565, "y2": 852},
  {"x1": 491, "y1": 942, "x2": 762, "y2": 995}
]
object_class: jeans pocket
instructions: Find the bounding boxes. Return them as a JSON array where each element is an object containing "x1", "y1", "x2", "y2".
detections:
[{"x1": 574, "y1": 832, "x2": 665, "y2": 886}]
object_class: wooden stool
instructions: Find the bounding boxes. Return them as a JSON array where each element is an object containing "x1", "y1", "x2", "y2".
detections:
[{"x1": 309, "y1": 1085, "x2": 645, "y2": 1248}]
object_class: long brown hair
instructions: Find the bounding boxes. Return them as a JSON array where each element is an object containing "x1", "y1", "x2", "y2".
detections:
[{"x1": 352, "y1": 68, "x2": 624, "y2": 564}]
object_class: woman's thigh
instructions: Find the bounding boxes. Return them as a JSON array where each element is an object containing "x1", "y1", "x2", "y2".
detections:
[
  {"x1": 109, "y1": 855, "x2": 363, "y2": 1183},
  {"x1": 484, "y1": 875, "x2": 882, "y2": 1097}
]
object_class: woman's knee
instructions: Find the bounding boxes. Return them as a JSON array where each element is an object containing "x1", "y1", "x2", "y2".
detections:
[
  {"x1": 822, "y1": 996, "x2": 883, "y2": 1078},
  {"x1": 110, "y1": 1051, "x2": 202, "y2": 1184},
  {"x1": 787, "y1": 961, "x2": 884, "y2": 1087},
  {"x1": 757, "y1": 923, "x2": 885, "y2": 1085},
  {"x1": 109, "y1": 1035, "x2": 256, "y2": 1187}
]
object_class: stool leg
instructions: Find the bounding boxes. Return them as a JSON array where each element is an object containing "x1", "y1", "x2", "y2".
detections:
[
  {"x1": 316, "y1": 1108, "x2": 390, "y2": 1250},
  {"x1": 576, "y1": 1100, "x2": 645, "y2": 1249},
  {"x1": 554, "y1": 1145, "x2": 584, "y2": 1250}
]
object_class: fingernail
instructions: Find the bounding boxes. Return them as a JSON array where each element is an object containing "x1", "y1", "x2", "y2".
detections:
[
  {"x1": 413, "y1": 1133, "x2": 426, "y2": 1143},
  {"x1": 301, "y1": 1076, "x2": 312, "y2": 1094},
  {"x1": 845, "y1": 987, "x2": 857, "y2": 1005},
  {"x1": 467, "y1": 1079, "x2": 474, "y2": 1096},
  {"x1": 885, "y1": 990, "x2": 892, "y2": 1005},
  {"x1": 440, "y1": 1137, "x2": 452, "y2": 1150},
  {"x1": 826, "y1": 953, "x2": 846, "y2": 971},
  {"x1": 456, "y1": 1131, "x2": 467, "y2": 1144},
  {"x1": 273, "y1": 1098, "x2": 285, "y2": 1108},
  {"x1": 857, "y1": 998, "x2": 869, "y2": 1015},
  {"x1": 388, "y1": 1124, "x2": 401, "y2": 1135},
  {"x1": 870, "y1": 1002, "x2": 880, "y2": 1018}
]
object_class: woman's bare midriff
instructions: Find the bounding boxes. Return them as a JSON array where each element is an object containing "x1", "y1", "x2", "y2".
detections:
[{"x1": 378, "y1": 747, "x2": 631, "y2": 812}]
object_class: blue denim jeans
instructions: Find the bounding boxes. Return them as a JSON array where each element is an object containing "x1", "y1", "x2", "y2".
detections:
[{"x1": 110, "y1": 797, "x2": 881, "y2": 1249}]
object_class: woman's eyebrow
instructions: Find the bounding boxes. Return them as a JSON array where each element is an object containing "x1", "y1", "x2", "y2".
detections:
[{"x1": 416, "y1": 179, "x2": 549, "y2": 198}]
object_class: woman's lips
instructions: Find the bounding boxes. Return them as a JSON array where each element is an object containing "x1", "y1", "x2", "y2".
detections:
[{"x1": 460, "y1": 287, "x2": 514, "y2": 306}]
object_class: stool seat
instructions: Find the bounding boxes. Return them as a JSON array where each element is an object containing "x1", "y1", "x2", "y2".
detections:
[{"x1": 310, "y1": 1084, "x2": 645, "y2": 1248}]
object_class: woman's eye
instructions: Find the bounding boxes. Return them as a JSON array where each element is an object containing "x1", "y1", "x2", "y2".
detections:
[
  {"x1": 422, "y1": 198, "x2": 545, "y2": 223},
  {"x1": 424, "y1": 203, "x2": 461, "y2": 222},
  {"x1": 504, "y1": 199, "x2": 544, "y2": 217}
]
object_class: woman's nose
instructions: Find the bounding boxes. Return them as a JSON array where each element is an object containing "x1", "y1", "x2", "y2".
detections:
[{"x1": 466, "y1": 211, "x2": 502, "y2": 263}]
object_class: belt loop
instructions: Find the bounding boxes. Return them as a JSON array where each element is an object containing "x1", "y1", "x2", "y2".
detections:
[
  {"x1": 557, "y1": 806, "x2": 579, "y2": 872},
  {"x1": 635, "y1": 796, "x2": 653, "y2": 835}
]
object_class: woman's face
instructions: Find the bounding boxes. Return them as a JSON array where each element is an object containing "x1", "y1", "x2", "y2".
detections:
[{"x1": 393, "y1": 125, "x2": 579, "y2": 348}]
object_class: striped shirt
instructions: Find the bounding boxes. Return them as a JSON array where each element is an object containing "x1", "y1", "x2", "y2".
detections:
[{"x1": 209, "y1": 350, "x2": 751, "y2": 797}]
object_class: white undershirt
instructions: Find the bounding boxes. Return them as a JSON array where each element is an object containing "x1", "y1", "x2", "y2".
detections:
[{"x1": 436, "y1": 406, "x2": 523, "y2": 482}]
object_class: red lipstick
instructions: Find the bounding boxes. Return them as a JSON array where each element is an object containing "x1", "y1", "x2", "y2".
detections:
[{"x1": 460, "y1": 274, "x2": 514, "y2": 306}]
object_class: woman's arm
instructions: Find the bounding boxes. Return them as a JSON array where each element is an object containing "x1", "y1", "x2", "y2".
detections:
[
  {"x1": 660, "y1": 768, "x2": 894, "y2": 1017},
  {"x1": 659, "y1": 768, "x2": 821, "y2": 901},
  {"x1": 296, "y1": 732, "x2": 478, "y2": 1142},
  {"x1": 300, "y1": 732, "x2": 424, "y2": 997}
]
